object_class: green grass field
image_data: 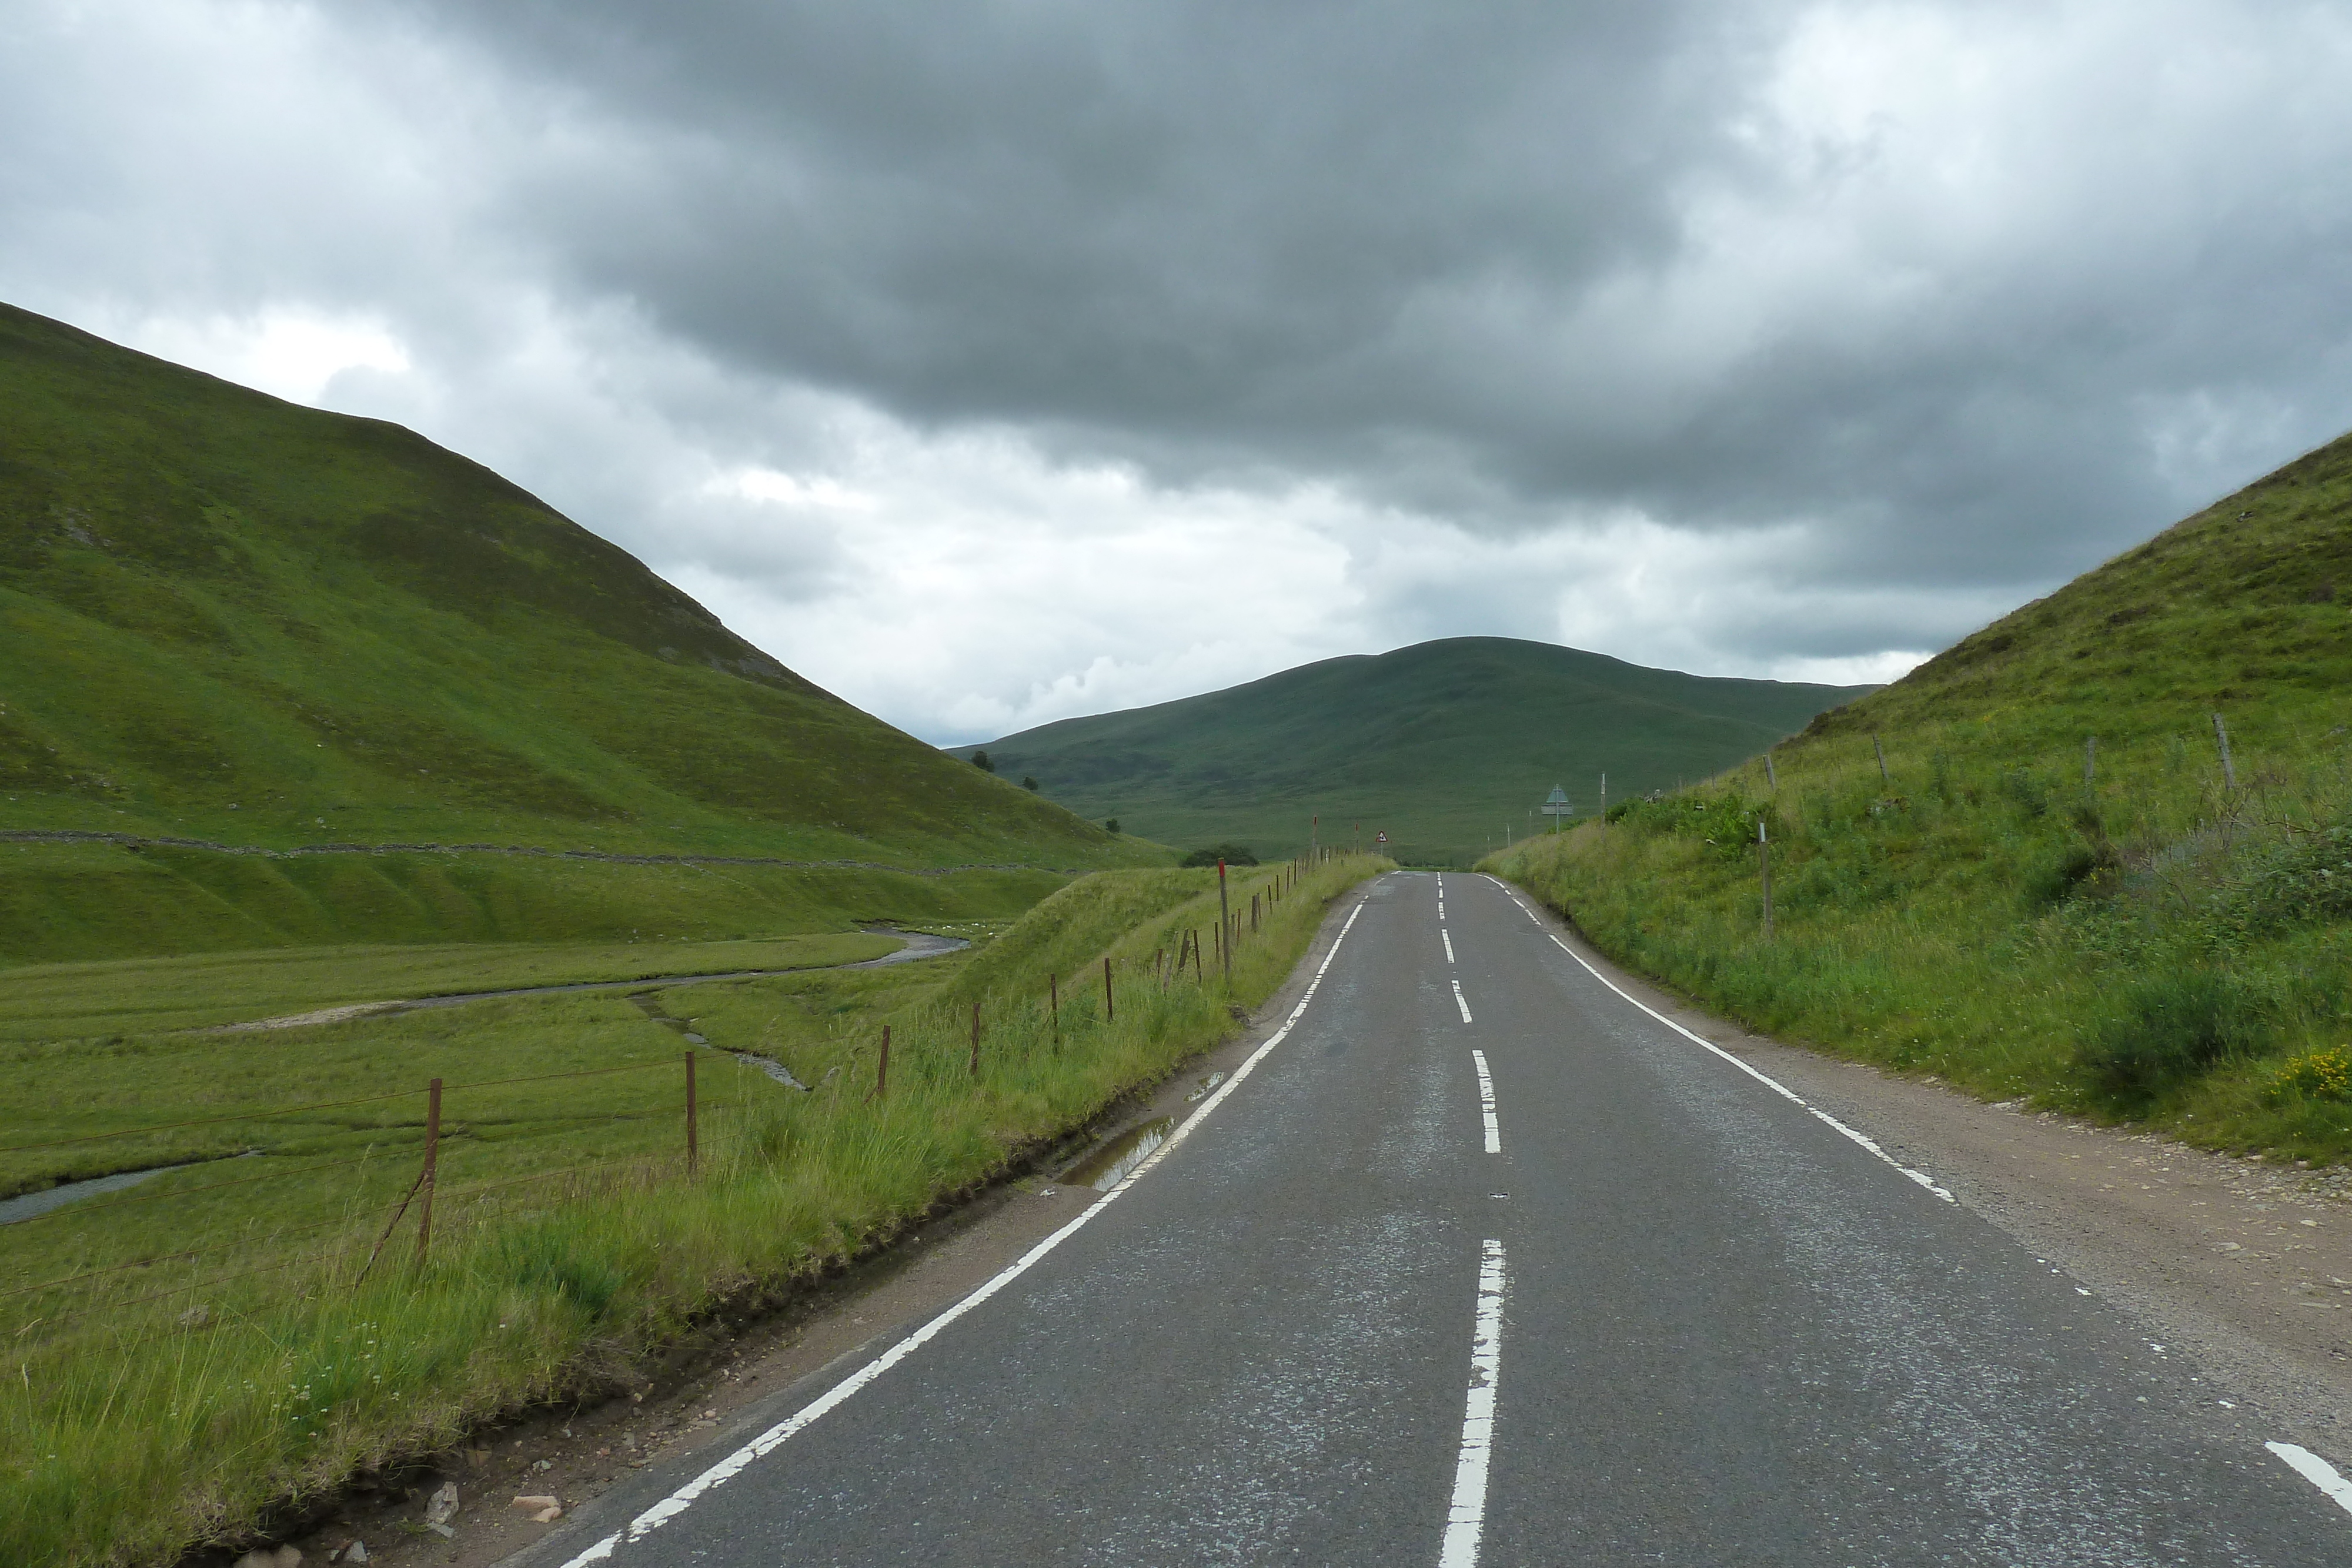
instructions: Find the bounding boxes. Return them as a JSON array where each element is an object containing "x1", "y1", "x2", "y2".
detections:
[
  {"x1": 1486, "y1": 427, "x2": 2352, "y2": 1164},
  {"x1": 0, "y1": 929, "x2": 906, "y2": 1058},
  {"x1": 955, "y1": 636, "x2": 1868, "y2": 866},
  {"x1": 0, "y1": 856, "x2": 1387, "y2": 1568}
]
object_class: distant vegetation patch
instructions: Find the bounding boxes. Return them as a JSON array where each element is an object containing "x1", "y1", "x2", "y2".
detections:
[{"x1": 1180, "y1": 844, "x2": 1259, "y2": 867}]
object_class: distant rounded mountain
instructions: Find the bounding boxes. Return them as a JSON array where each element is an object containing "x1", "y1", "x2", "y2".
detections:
[{"x1": 952, "y1": 638, "x2": 1873, "y2": 865}]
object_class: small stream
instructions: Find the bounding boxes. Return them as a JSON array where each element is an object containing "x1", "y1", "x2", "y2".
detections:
[
  {"x1": 203, "y1": 926, "x2": 970, "y2": 1034},
  {"x1": 0, "y1": 1155, "x2": 252, "y2": 1226},
  {"x1": 628, "y1": 995, "x2": 813, "y2": 1090}
]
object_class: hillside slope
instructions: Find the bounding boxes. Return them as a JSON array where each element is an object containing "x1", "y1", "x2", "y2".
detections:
[
  {"x1": 0, "y1": 304, "x2": 1152, "y2": 957},
  {"x1": 958, "y1": 637, "x2": 1869, "y2": 864},
  {"x1": 1491, "y1": 429, "x2": 2352, "y2": 1159}
]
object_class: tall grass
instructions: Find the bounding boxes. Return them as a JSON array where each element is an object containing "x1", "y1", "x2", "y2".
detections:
[
  {"x1": 0, "y1": 856, "x2": 1384, "y2": 1567},
  {"x1": 1485, "y1": 711, "x2": 2352, "y2": 1161}
]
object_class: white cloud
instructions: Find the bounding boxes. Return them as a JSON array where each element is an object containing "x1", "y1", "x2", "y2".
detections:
[
  {"x1": 105, "y1": 309, "x2": 411, "y2": 404},
  {"x1": 713, "y1": 469, "x2": 878, "y2": 512}
]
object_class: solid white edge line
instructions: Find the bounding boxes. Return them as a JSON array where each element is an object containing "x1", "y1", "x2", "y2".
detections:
[
  {"x1": 1470, "y1": 1048, "x2": 1501, "y2": 1154},
  {"x1": 2268, "y1": 1441, "x2": 2352, "y2": 1519},
  {"x1": 559, "y1": 894, "x2": 1380, "y2": 1567},
  {"x1": 1438, "y1": 1238, "x2": 1506, "y2": 1568},
  {"x1": 1482, "y1": 875, "x2": 1954, "y2": 1204},
  {"x1": 1451, "y1": 978, "x2": 1474, "y2": 1024}
]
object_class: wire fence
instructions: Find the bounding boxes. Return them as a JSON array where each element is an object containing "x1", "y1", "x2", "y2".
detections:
[
  {"x1": 0, "y1": 1054, "x2": 700, "y2": 1342},
  {"x1": 0, "y1": 854, "x2": 1345, "y2": 1345}
]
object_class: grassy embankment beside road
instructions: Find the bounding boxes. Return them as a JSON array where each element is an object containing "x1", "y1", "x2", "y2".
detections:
[
  {"x1": 1486, "y1": 430, "x2": 2352, "y2": 1164},
  {"x1": 1, "y1": 855, "x2": 1387, "y2": 1568}
]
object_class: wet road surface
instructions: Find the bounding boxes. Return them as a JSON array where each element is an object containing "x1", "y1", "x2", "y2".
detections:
[{"x1": 520, "y1": 872, "x2": 2352, "y2": 1566}]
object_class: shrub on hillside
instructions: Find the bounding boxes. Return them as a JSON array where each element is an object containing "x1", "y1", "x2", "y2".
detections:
[
  {"x1": 1180, "y1": 844, "x2": 1258, "y2": 868},
  {"x1": 1616, "y1": 793, "x2": 1778, "y2": 861},
  {"x1": 2076, "y1": 969, "x2": 2276, "y2": 1105},
  {"x1": 2024, "y1": 810, "x2": 2122, "y2": 910},
  {"x1": 2235, "y1": 823, "x2": 2352, "y2": 931}
]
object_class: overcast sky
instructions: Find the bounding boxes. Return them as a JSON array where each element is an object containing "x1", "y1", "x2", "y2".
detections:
[{"x1": 9, "y1": 1, "x2": 2352, "y2": 743}]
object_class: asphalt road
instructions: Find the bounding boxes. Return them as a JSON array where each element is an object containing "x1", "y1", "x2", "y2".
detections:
[{"x1": 534, "y1": 871, "x2": 2352, "y2": 1566}]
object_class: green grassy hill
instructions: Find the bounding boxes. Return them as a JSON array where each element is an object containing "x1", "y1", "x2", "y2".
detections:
[
  {"x1": 1490, "y1": 429, "x2": 2352, "y2": 1159},
  {"x1": 956, "y1": 637, "x2": 1870, "y2": 865},
  {"x1": 0, "y1": 303, "x2": 1154, "y2": 959}
]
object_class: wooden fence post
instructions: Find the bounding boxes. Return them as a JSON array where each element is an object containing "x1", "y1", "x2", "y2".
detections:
[
  {"x1": 968, "y1": 1002, "x2": 982, "y2": 1076},
  {"x1": 1050, "y1": 972, "x2": 1060, "y2": 1042},
  {"x1": 1873, "y1": 734, "x2": 1890, "y2": 785},
  {"x1": 1764, "y1": 751, "x2": 1777, "y2": 791},
  {"x1": 1103, "y1": 955, "x2": 1115, "y2": 1022},
  {"x1": 873, "y1": 1024, "x2": 890, "y2": 1101},
  {"x1": 1218, "y1": 860, "x2": 1232, "y2": 981},
  {"x1": 1759, "y1": 818, "x2": 1773, "y2": 940},
  {"x1": 2084, "y1": 734, "x2": 2097, "y2": 791},
  {"x1": 685, "y1": 1051, "x2": 699, "y2": 1174},
  {"x1": 2213, "y1": 712, "x2": 2237, "y2": 789},
  {"x1": 415, "y1": 1076, "x2": 441, "y2": 1265}
]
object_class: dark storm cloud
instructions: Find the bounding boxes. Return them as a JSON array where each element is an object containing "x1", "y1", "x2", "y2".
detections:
[
  {"x1": 11, "y1": 1, "x2": 2352, "y2": 736},
  {"x1": 389, "y1": 0, "x2": 2352, "y2": 592}
]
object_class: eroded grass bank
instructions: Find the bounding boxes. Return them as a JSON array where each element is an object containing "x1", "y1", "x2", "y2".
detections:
[{"x1": 0, "y1": 856, "x2": 1385, "y2": 1567}]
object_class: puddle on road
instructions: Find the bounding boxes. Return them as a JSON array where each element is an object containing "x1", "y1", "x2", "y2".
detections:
[
  {"x1": 1185, "y1": 1071, "x2": 1227, "y2": 1103},
  {"x1": 1062, "y1": 1116, "x2": 1177, "y2": 1192}
]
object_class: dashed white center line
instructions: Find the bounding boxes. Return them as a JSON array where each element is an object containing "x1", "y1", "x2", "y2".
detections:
[
  {"x1": 1443, "y1": 930, "x2": 1456, "y2": 964},
  {"x1": 1451, "y1": 978, "x2": 1474, "y2": 1024},
  {"x1": 2269, "y1": 1441, "x2": 2352, "y2": 1519},
  {"x1": 1470, "y1": 1049, "x2": 1500, "y2": 1154},
  {"x1": 1438, "y1": 1238, "x2": 1507, "y2": 1568}
]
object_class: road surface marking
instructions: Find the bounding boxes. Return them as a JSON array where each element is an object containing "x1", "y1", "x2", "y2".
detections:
[
  {"x1": 558, "y1": 897, "x2": 1378, "y2": 1566},
  {"x1": 1452, "y1": 979, "x2": 1474, "y2": 1024},
  {"x1": 1443, "y1": 930, "x2": 1456, "y2": 964},
  {"x1": 1471, "y1": 1049, "x2": 1501, "y2": 1154},
  {"x1": 1481, "y1": 875, "x2": 1954, "y2": 1204},
  {"x1": 2268, "y1": 1441, "x2": 2352, "y2": 1519},
  {"x1": 1439, "y1": 1238, "x2": 1507, "y2": 1568}
]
